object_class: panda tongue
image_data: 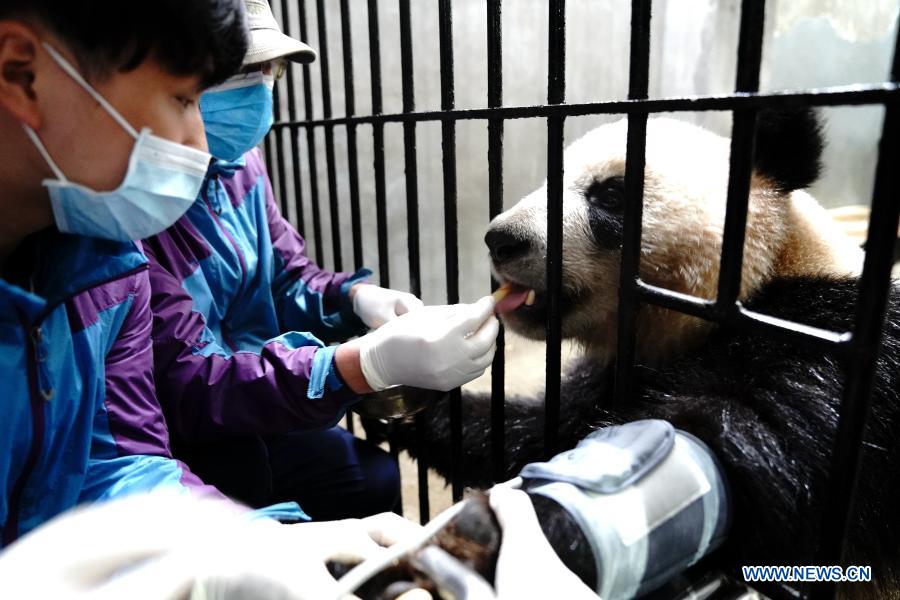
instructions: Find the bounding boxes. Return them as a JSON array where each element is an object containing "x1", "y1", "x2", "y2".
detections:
[{"x1": 494, "y1": 284, "x2": 531, "y2": 314}]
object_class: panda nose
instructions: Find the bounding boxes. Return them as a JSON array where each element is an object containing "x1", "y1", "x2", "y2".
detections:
[{"x1": 485, "y1": 228, "x2": 531, "y2": 264}]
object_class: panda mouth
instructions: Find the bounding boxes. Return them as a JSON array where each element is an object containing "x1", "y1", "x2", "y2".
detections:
[{"x1": 493, "y1": 281, "x2": 542, "y2": 315}]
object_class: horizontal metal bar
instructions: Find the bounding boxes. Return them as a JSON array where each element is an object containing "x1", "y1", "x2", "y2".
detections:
[
  {"x1": 271, "y1": 83, "x2": 900, "y2": 129},
  {"x1": 635, "y1": 280, "x2": 851, "y2": 353}
]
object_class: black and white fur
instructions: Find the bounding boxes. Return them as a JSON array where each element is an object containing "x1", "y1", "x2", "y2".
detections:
[{"x1": 390, "y1": 110, "x2": 900, "y2": 597}]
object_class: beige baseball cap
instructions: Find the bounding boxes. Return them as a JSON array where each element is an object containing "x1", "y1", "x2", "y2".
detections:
[{"x1": 243, "y1": 0, "x2": 317, "y2": 65}]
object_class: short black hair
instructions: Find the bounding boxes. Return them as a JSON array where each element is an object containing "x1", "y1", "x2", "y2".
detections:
[{"x1": 0, "y1": 0, "x2": 248, "y2": 88}]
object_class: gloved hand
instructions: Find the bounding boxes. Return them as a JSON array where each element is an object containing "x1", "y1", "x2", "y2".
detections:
[
  {"x1": 356, "y1": 296, "x2": 499, "y2": 392},
  {"x1": 191, "y1": 512, "x2": 424, "y2": 600},
  {"x1": 352, "y1": 283, "x2": 424, "y2": 329},
  {"x1": 489, "y1": 488, "x2": 596, "y2": 599},
  {"x1": 0, "y1": 492, "x2": 423, "y2": 600}
]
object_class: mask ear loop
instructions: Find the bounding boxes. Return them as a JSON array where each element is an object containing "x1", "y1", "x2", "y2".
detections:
[
  {"x1": 41, "y1": 42, "x2": 139, "y2": 141},
  {"x1": 22, "y1": 125, "x2": 67, "y2": 182}
]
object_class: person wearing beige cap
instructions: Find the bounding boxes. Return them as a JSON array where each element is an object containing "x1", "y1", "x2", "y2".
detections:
[{"x1": 142, "y1": 0, "x2": 498, "y2": 522}]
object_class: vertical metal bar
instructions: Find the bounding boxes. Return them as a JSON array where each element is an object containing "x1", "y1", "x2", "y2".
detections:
[
  {"x1": 437, "y1": 0, "x2": 463, "y2": 504},
  {"x1": 340, "y1": 0, "x2": 364, "y2": 271},
  {"x1": 400, "y1": 0, "x2": 421, "y2": 299},
  {"x1": 281, "y1": 0, "x2": 306, "y2": 236},
  {"x1": 398, "y1": 0, "x2": 429, "y2": 520},
  {"x1": 613, "y1": 0, "x2": 651, "y2": 407},
  {"x1": 316, "y1": 0, "x2": 344, "y2": 272},
  {"x1": 487, "y1": 0, "x2": 506, "y2": 482},
  {"x1": 716, "y1": 0, "x2": 766, "y2": 309},
  {"x1": 366, "y1": 0, "x2": 401, "y2": 517},
  {"x1": 339, "y1": 0, "x2": 359, "y2": 436},
  {"x1": 367, "y1": 0, "x2": 390, "y2": 288},
  {"x1": 272, "y1": 83, "x2": 291, "y2": 221},
  {"x1": 298, "y1": 0, "x2": 324, "y2": 264},
  {"x1": 814, "y1": 33, "x2": 900, "y2": 600},
  {"x1": 544, "y1": 0, "x2": 565, "y2": 459}
]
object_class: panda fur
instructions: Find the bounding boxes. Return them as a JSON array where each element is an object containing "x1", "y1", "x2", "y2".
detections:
[{"x1": 389, "y1": 109, "x2": 900, "y2": 597}]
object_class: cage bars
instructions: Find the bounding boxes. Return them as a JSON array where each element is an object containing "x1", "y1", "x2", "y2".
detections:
[{"x1": 266, "y1": 2, "x2": 900, "y2": 596}]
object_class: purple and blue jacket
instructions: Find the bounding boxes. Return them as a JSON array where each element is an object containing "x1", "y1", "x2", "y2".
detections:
[
  {"x1": 0, "y1": 232, "x2": 220, "y2": 548},
  {"x1": 142, "y1": 149, "x2": 370, "y2": 444}
]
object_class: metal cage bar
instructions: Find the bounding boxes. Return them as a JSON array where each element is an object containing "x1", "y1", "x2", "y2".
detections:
[
  {"x1": 366, "y1": 0, "x2": 390, "y2": 288},
  {"x1": 339, "y1": 0, "x2": 363, "y2": 271},
  {"x1": 297, "y1": 0, "x2": 324, "y2": 263},
  {"x1": 273, "y1": 84, "x2": 899, "y2": 129},
  {"x1": 396, "y1": 0, "x2": 431, "y2": 522},
  {"x1": 280, "y1": 0, "x2": 306, "y2": 238},
  {"x1": 543, "y1": 0, "x2": 566, "y2": 459},
  {"x1": 315, "y1": 0, "x2": 343, "y2": 272},
  {"x1": 338, "y1": 0, "x2": 359, "y2": 435},
  {"x1": 271, "y1": 83, "x2": 290, "y2": 221},
  {"x1": 813, "y1": 27, "x2": 900, "y2": 599},
  {"x1": 436, "y1": 0, "x2": 465, "y2": 503},
  {"x1": 716, "y1": 0, "x2": 766, "y2": 311},
  {"x1": 613, "y1": 0, "x2": 652, "y2": 407},
  {"x1": 486, "y1": 0, "x2": 506, "y2": 483}
]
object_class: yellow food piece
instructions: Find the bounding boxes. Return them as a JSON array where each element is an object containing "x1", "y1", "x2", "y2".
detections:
[{"x1": 492, "y1": 283, "x2": 512, "y2": 302}]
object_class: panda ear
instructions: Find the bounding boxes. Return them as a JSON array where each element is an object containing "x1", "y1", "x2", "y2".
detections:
[{"x1": 752, "y1": 107, "x2": 824, "y2": 193}]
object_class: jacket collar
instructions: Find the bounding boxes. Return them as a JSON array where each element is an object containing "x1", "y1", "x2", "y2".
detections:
[
  {"x1": 0, "y1": 229, "x2": 147, "y2": 324},
  {"x1": 207, "y1": 156, "x2": 247, "y2": 180}
]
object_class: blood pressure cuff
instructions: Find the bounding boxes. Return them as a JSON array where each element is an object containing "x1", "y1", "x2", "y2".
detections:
[{"x1": 520, "y1": 420, "x2": 730, "y2": 600}]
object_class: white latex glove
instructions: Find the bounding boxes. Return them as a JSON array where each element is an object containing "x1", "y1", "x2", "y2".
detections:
[
  {"x1": 357, "y1": 296, "x2": 499, "y2": 392},
  {"x1": 489, "y1": 488, "x2": 597, "y2": 599},
  {"x1": 352, "y1": 284, "x2": 425, "y2": 329},
  {"x1": 190, "y1": 512, "x2": 424, "y2": 600},
  {"x1": 0, "y1": 492, "x2": 245, "y2": 600},
  {"x1": 0, "y1": 492, "x2": 422, "y2": 600}
]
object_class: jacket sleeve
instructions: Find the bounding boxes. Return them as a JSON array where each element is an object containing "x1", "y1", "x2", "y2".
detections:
[
  {"x1": 143, "y1": 240, "x2": 360, "y2": 443},
  {"x1": 80, "y1": 268, "x2": 226, "y2": 503},
  {"x1": 260, "y1": 155, "x2": 370, "y2": 344}
]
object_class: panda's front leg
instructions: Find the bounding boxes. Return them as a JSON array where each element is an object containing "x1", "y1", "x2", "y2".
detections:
[{"x1": 380, "y1": 356, "x2": 608, "y2": 489}]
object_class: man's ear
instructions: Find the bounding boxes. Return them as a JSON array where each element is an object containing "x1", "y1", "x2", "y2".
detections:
[{"x1": 0, "y1": 21, "x2": 41, "y2": 129}]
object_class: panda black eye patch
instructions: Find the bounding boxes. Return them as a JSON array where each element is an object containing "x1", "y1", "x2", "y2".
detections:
[
  {"x1": 585, "y1": 176, "x2": 625, "y2": 249},
  {"x1": 585, "y1": 176, "x2": 626, "y2": 212}
]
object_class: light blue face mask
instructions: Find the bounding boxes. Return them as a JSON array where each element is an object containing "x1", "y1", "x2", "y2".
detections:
[
  {"x1": 199, "y1": 71, "x2": 275, "y2": 162},
  {"x1": 24, "y1": 42, "x2": 211, "y2": 242}
]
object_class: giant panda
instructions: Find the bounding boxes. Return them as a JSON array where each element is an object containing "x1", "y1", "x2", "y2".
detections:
[{"x1": 387, "y1": 109, "x2": 900, "y2": 597}]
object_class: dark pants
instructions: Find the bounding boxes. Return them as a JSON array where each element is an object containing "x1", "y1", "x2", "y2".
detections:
[{"x1": 175, "y1": 427, "x2": 401, "y2": 520}]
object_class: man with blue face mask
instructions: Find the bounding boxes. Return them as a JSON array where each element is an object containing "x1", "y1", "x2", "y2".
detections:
[
  {"x1": 0, "y1": 0, "x2": 252, "y2": 547},
  {"x1": 143, "y1": 0, "x2": 499, "y2": 520}
]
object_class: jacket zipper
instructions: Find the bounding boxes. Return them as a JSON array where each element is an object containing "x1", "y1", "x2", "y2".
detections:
[
  {"x1": 2, "y1": 263, "x2": 148, "y2": 545},
  {"x1": 202, "y1": 179, "x2": 247, "y2": 353},
  {"x1": 2, "y1": 321, "x2": 49, "y2": 546}
]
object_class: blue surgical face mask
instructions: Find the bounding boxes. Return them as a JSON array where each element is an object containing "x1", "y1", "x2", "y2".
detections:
[
  {"x1": 24, "y1": 42, "x2": 211, "y2": 242},
  {"x1": 200, "y1": 71, "x2": 275, "y2": 162}
]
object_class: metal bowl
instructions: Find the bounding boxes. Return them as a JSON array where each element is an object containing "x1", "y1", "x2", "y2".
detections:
[{"x1": 351, "y1": 386, "x2": 444, "y2": 420}]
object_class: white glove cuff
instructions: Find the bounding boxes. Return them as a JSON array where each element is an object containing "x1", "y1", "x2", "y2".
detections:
[
  {"x1": 358, "y1": 338, "x2": 390, "y2": 392},
  {"x1": 351, "y1": 284, "x2": 367, "y2": 318}
]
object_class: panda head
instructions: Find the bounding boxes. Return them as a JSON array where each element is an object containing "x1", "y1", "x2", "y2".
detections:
[{"x1": 486, "y1": 109, "x2": 857, "y2": 363}]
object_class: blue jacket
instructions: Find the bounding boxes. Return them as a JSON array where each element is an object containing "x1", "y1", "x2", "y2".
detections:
[
  {"x1": 142, "y1": 149, "x2": 370, "y2": 443},
  {"x1": 0, "y1": 231, "x2": 220, "y2": 548}
]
